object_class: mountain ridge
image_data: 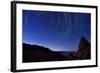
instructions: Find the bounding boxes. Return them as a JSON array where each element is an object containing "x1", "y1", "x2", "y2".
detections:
[{"x1": 23, "y1": 37, "x2": 91, "y2": 63}]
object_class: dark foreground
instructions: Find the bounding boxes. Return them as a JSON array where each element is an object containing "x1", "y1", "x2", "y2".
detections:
[{"x1": 23, "y1": 37, "x2": 91, "y2": 63}]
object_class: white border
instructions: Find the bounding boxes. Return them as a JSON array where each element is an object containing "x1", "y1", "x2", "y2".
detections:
[{"x1": 16, "y1": 3, "x2": 96, "y2": 70}]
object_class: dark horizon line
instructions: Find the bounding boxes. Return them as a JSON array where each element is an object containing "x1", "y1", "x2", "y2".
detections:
[{"x1": 22, "y1": 42, "x2": 77, "y2": 52}]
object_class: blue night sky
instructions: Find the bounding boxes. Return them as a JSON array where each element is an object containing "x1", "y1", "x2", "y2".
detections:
[{"x1": 22, "y1": 10, "x2": 91, "y2": 52}]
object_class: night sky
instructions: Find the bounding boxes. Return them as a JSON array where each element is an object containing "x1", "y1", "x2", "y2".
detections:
[{"x1": 22, "y1": 10, "x2": 91, "y2": 52}]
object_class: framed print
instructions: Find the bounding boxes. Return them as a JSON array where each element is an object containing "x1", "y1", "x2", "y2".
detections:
[{"x1": 11, "y1": 1, "x2": 98, "y2": 72}]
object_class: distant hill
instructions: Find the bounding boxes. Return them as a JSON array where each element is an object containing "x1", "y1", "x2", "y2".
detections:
[
  {"x1": 23, "y1": 37, "x2": 91, "y2": 63},
  {"x1": 23, "y1": 43, "x2": 67, "y2": 62}
]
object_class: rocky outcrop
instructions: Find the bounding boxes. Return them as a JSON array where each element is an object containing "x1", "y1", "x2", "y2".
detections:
[{"x1": 76, "y1": 37, "x2": 91, "y2": 59}]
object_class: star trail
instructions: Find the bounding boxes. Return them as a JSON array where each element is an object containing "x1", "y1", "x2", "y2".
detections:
[{"x1": 22, "y1": 10, "x2": 91, "y2": 51}]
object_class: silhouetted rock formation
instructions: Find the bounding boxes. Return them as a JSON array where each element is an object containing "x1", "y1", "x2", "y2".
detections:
[
  {"x1": 23, "y1": 43, "x2": 66, "y2": 62},
  {"x1": 23, "y1": 37, "x2": 91, "y2": 63},
  {"x1": 76, "y1": 37, "x2": 91, "y2": 59}
]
